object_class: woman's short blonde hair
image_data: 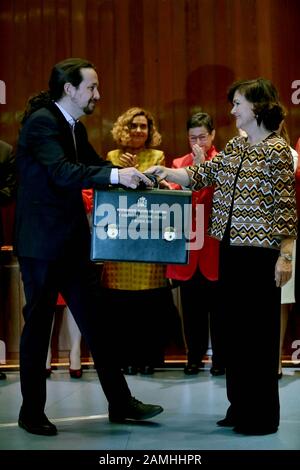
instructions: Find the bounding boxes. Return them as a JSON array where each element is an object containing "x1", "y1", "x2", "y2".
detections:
[{"x1": 111, "y1": 107, "x2": 162, "y2": 148}]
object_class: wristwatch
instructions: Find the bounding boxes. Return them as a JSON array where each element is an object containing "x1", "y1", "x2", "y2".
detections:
[{"x1": 279, "y1": 252, "x2": 293, "y2": 262}]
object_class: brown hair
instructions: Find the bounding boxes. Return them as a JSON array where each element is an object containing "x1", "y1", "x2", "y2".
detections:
[
  {"x1": 21, "y1": 58, "x2": 95, "y2": 124},
  {"x1": 227, "y1": 78, "x2": 286, "y2": 131},
  {"x1": 111, "y1": 107, "x2": 161, "y2": 148}
]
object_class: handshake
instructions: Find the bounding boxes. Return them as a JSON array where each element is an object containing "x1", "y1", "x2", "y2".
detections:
[
  {"x1": 137, "y1": 174, "x2": 160, "y2": 189},
  {"x1": 118, "y1": 167, "x2": 165, "y2": 190}
]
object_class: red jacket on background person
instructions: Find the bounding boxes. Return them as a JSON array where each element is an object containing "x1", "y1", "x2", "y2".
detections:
[{"x1": 166, "y1": 145, "x2": 219, "y2": 282}]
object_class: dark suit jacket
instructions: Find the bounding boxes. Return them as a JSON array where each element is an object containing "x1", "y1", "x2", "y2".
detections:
[
  {"x1": 15, "y1": 103, "x2": 113, "y2": 260},
  {"x1": 0, "y1": 140, "x2": 16, "y2": 246}
]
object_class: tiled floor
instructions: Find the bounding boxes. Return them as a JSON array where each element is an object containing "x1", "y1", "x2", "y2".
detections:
[{"x1": 0, "y1": 367, "x2": 299, "y2": 464}]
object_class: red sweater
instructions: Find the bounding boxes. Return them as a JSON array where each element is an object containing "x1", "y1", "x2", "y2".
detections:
[{"x1": 166, "y1": 146, "x2": 219, "y2": 281}]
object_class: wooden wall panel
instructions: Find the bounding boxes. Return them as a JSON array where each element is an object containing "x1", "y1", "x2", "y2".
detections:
[
  {"x1": 143, "y1": 0, "x2": 160, "y2": 122},
  {"x1": 1, "y1": 0, "x2": 300, "y2": 152},
  {"x1": 157, "y1": 0, "x2": 176, "y2": 155}
]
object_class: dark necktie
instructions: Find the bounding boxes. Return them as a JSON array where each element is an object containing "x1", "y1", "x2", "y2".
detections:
[{"x1": 70, "y1": 121, "x2": 78, "y2": 161}]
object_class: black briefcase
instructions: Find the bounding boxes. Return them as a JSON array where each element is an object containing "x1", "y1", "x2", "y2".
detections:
[{"x1": 91, "y1": 187, "x2": 192, "y2": 264}]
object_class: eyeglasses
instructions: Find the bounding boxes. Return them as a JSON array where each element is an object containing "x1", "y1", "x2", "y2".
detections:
[
  {"x1": 189, "y1": 133, "x2": 210, "y2": 143},
  {"x1": 129, "y1": 123, "x2": 148, "y2": 131}
]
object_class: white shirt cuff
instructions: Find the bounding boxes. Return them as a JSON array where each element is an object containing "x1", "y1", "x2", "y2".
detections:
[{"x1": 110, "y1": 168, "x2": 119, "y2": 184}]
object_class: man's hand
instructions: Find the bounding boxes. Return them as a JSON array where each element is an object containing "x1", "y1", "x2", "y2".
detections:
[{"x1": 118, "y1": 167, "x2": 153, "y2": 189}]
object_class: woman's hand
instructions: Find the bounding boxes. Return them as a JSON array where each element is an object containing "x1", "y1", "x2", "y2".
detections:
[
  {"x1": 145, "y1": 165, "x2": 169, "y2": 180},
  {"x1": 192, "y1": 144, "x2": 205, "y2": 165},
  {"x1": 275, "y1": 256, "x2": 293, "y2": 287},
  {"x1": 145, "y1": 166, "x2": 190, "y2": 186},
  {"x1": 119, "y1": 152, "x2": 138, "y2": 168}
]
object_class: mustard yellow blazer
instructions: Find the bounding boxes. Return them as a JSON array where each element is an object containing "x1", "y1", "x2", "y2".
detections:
[{"x1": 101, "y1": 148, "x2": 167, "y2": 290}]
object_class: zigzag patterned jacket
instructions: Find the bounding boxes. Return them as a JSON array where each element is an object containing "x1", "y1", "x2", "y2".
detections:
[{"x1": 188, "y1": 134, "x2": 298, "y2": 249}]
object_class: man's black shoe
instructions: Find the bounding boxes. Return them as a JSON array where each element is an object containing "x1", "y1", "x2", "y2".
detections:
[
  {"x1": 18, "y1": 413, "x2": 57, "y2": 436},
  {"x1": 109, "y1": 397, "x2": 163, "y2": 423},
  {"x1": 0, "y1": 371, "x2": 6, "y2": 380}
]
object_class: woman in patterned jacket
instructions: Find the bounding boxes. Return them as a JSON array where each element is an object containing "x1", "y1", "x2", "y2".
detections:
[{"x1": 146, "y1": 78, "x2": 298, "y2": 436}]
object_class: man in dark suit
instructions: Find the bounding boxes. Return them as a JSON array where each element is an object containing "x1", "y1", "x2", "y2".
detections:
[
  {"x1": 15, "y1": 58, "x2": 162, "y2": 436},
  {"x1": 0, "y1": 139, "x2": 16, "y2": 380}
]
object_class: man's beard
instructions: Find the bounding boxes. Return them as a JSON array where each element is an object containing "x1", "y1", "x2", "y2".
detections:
[{"x1": 83, "y1": 101, "x2": 95, "y2": 115}]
